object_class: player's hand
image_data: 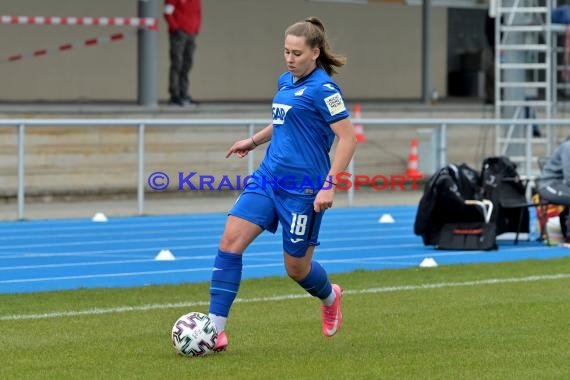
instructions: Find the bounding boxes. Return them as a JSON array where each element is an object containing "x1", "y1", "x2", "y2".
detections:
[
  {"x1": 226, "y1": 138, "x2": 255, "y2": 158},
  {"x1": 314, "y1": 186, "x2": 335, "y2": 212}
]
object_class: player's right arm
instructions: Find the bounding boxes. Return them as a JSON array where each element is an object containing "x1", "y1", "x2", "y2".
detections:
[
  {"x1": 164, "y1": 0, "x2": 179, "y2": 32},
  {"x1": 226, "y1": 123, "x2": 273, "y2": 158}
]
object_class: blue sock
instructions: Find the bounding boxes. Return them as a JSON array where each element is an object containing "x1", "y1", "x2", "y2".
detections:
[
  {"x1": 297, "y1": 261, "x2": 332, "y2": 300},
  {"x1": 209, "y1": 250, "x2": 243, "y2": 318}
]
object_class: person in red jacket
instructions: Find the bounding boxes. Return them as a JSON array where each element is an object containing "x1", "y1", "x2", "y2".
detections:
[{"x1": 164, "y1": 0, "x2": 201, "y2": 106}]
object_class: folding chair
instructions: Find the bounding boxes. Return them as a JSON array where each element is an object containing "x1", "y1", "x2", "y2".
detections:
[
  {"x1": 506, "y1": 155, "x2": 566, "y2": 246},
  {"x1": 480, "y1": 156, "x2": 530, "y2": 244},
  {"x1": 492, "y1": 176, "x2": 533, "y2": 244},
  {"x1": 500, "y1": 155, "x2": 570, "y2": 245}
]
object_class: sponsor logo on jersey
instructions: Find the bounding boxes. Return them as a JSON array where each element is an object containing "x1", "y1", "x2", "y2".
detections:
[
  {"x1": 295, "y1": 87, "x2": 306, "y2": 96},
  {"x1": 323, "y1": 83, "x2": 335, "y2": 90},
  {"x1": 272, "y1": 103, "x2": 292, "y2": 125},
  {"x1": 324, "y1": 93, "x2": 346, "y2": 116}
]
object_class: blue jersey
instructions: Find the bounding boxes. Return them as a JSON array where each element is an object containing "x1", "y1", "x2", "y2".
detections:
[{"x1": 259, "y1": 67, "x2": 349, "y2": 195}]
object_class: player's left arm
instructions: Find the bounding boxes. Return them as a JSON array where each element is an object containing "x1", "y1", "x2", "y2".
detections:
[{"x1": 314, "y1": 118, "x2": 357, "y2": 212}]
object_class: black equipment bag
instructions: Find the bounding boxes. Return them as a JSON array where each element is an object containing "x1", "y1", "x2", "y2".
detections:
[
  {"x1": 414, "y1": 163, "x2": 484, "y2": 246},
  {"x1": 436, "y1": 222, "x2": 497, "y2": 251}
]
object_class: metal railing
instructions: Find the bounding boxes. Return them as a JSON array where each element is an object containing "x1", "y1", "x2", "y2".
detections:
[{"x1": 1, "y1": 117, "x2": 568, "y2": 220}]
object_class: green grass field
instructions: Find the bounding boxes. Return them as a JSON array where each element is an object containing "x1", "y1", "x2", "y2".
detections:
[{"x1": 1, "y1": 258, "x2": 569, "y2": 380}]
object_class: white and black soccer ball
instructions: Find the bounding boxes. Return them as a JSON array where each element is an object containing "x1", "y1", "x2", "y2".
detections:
[{"x1": 171, "y1": 312, "x2": 218, "y2": 357}]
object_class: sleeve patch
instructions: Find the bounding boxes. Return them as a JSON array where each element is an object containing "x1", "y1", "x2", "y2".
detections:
[
  {"x1": 323, "y1": 93, "x2": 346, "y2": 116},
  {"x1": 164, "y1": 4, "x2": 175, "y2": 14}
]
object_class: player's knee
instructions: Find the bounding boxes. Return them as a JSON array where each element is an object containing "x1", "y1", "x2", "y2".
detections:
[
  {"x1": 219, "y1": 234, "x2": 243, "y2": 253},
  {"x1": 286, "y1": 268, "x2": 304, "y2": 282},
  {"x1": 284, "y1": 260, "x2": 310, "y2": 281}
]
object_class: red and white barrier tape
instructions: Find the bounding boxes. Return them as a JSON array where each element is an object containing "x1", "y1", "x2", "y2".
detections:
[
  {"x1": 2, "y1": 31, "x2": 136, "y2": 63},
  {"x1": 0, "y1": 15, "x2": 157, "y2": 29}
]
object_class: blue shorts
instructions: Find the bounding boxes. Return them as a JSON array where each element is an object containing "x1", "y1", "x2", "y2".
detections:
[{"x1": 229, "y1": 174, "x2": 324, "y2": 257}]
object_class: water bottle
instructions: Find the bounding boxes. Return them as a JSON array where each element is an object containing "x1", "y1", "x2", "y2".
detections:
[{"x1": 528, "y1": 208, "x2": 539, "y2": 242}]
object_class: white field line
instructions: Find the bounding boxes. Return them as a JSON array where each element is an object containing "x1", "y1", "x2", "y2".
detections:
[
  {"x1": 0, "y1": 246, "x2": 450, "y2": 281},
  {"x1": 0, "y1": 211, "x2": 415, "y2": 233},
  {"x1": 0, "y1": 232, "x2": 418, "y2": 263},
  {"x1": 0, "y1": 243, "x2": 557, "y2": 276},
  {"x1": 0, "y1": 224, "x2": 412, "y2": 241},
  {"x1": 0, "y1": 226, "x2": 415, "y2": 252},
  {"x1": 0, "y1": 213, "x2": 416, "y2": 235},
  {"x1": 0, "y1": 238, "x2": 418, "y2": 261},
  {"x1": 1, "y1": 273, "x2": 568, "y2": 321}
]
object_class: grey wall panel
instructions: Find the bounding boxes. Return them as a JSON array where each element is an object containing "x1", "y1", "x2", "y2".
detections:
[{"x1": 0, "y1": 0, "x2": 447, "y2": 102}]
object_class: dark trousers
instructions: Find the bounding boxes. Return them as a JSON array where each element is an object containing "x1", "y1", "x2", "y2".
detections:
[
  {"x1": 168, "y1": 30, "x2": 197, "y2": 99},
  {"x1": 483, "y1": 47, "x2": 495, "y2": 103}
]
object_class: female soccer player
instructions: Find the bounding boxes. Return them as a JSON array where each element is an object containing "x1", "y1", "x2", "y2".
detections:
[{"x1": 208, "y1": 17, "x2": 357, "y2": 351}]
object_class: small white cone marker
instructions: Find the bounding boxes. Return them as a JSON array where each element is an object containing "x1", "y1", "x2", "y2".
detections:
[
  {"x1": 419, "y1": 257, "x2": 438, "y2": 268},
  {"x1": 155, "y1": 249, "x2": 176, "y2": 261},
  {"x1": 92, "y1": 212, "x2": 108, "y2": 222},
  {"x1": 378, "y1": 214, "x2": 395, "y2": 223}
]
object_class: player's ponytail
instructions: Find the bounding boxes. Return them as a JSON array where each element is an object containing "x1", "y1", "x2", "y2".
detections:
[{"x1": 285, "y1": 17, "x2": 346, "y2": 76}]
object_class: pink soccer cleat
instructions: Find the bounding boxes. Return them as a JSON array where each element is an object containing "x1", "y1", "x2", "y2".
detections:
[
  {"x1": 213, "y1": 330, "x2": 228, "y2": 352},
  {"x1": 321, "y1": 283, "x2": 343, "y2": 337}
]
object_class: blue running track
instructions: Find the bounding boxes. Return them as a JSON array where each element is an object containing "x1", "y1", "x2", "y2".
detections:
[{"x1": 0, "y1": 205, "x2": 567, "y2": 294}]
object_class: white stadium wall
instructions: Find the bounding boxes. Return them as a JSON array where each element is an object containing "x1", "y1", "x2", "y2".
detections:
[{"x1": 0, "y1": 0, "x2": 447, "y2": 102}]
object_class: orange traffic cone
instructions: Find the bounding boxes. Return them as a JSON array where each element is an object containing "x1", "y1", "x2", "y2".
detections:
[
  {"x1": 353, "y1": 104, "x2": 367, "y2": 143},
  {"x1": 406, "y1": 138, "x2": 423, "y2": 177}
]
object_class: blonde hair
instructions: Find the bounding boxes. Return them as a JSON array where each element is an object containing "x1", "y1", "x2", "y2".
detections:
[{"x1": 284, "y1": 17, "x2": 346, "y2": 76}]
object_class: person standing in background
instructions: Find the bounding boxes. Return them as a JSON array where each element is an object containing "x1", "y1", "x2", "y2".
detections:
[
  {"x1": 483, "y1": 11, "x2": 495, "y2": 105},
  {"x1": 164, "y1": 0, "x2": 201, "y2": 106}
]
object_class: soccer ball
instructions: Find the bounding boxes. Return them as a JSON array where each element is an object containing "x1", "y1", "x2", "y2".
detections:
[{"x1": 171, "y1": 312, "x2": 218, "y2": 357}]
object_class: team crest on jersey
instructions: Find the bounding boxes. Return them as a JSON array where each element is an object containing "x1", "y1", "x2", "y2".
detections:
[
  {"x1": 323, "y1": 93, "x2": 346, "y2": 116},
  {"x1": 272, "y1": 103, "x2": 292, "y2": 125}
]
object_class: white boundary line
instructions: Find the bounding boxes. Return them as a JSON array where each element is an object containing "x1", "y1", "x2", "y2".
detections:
[
  {"x1": 0, "y1": 220, "x2": 416, "y2": 238},
  {"x1": 0, "y1": 244, "x2": 561, "y2": 281},
  {"x1": 1, "y1": 273, "x2": 568, "y2": 321},
  {"x1": 0, "y1": 242, "x2": 552, "y2": 273},
  {"x1": 0, "y1": 233, "x2": 417, "y2": 261},
  {"x1": 0, "y1": 224, "x2": 412, "y2": 240},
  {"x1": 0, "y1": 211, "x2": 416, "y2": 233},
  {"x1": 0, "y1": 230, "x2": 414, "y2": 251}
]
